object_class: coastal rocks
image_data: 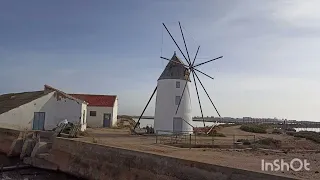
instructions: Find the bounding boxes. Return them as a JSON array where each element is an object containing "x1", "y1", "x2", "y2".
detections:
[
  {"x1": 7, "y1": 138, "x2": 24, "y2": 157},
  {"x1": 31, "y1": 142, "x2": 52, "y2": 158},
  {"x1": 20, "y1": 139, "x2": 37, "y2": 159}
]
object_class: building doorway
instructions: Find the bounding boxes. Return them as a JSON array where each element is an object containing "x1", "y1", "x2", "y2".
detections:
[
  {"x1": 103, "y1": 113, "x2": 111, "y2": 127},
  {"x1": 33, "y1": 112, "x2": 45, "y2": 130}
]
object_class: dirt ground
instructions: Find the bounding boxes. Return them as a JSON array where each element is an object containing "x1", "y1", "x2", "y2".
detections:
[{"x1": 78, "y1": 127, "x2": 320, "y2": 180}]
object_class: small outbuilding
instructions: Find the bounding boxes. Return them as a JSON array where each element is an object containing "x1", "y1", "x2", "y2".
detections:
[
  {"x1": 70, "y1": 94, "x2": 118, "y2": 128},
  {"x1": 0, "y1": 85, "x2": 87, "y2": 131}
]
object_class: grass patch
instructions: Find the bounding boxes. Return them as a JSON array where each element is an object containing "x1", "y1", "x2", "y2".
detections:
[
  {"x1": 210, "y1": 132, "x2": 226, "y2": 137},
  {"x1": 272, "y1": 129, "x2": 282, "y2": 134},
  {"x1": 287, "y1": 131, "x2": 320, "y2": 144},
  {"x1": 255, "y1": 138, "x2": 282, "y2": 148},
  {"x1": 240, "y1": 124, "x2": 268, "y2": 134}
]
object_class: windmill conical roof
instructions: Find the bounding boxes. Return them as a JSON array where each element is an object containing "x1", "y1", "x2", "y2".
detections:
[{"x1": 158, "y1": 52, "x2": 190, "y2": 81}]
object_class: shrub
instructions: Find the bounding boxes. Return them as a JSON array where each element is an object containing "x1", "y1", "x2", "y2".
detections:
[
  {"x1": 272, "y1": 129, "x2": 282, "y2": 134},
  {"x1": 240, "y1": 124, "x2": 267, "y2": 134},
  {"x1": 286, "y1": 131, "x2": 295, "y2": 136},
  {"x1": 292, "y1": 131, "x2": 320, "y2": 144},
  {"x1": 210, "y1": 132, "x2": 226, "y2": 137},
  {"x1": 255, "y1": 138, "x2": 282, "y2": 148}
]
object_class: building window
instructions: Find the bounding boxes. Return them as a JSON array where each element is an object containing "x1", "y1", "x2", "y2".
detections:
[
  {"x1": 175, "y1": 96, "x2": 181, "y2": 105},
  {"x1": 90, "y1": 111, "x2": 96, "y2": 116},
  {"x1": 176, "y1": 81, "x2": 180, "y2": 88}
]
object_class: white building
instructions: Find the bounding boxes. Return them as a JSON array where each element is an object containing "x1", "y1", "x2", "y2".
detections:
[
  {"x1": 70, "y1": 94, "x2": 118, "y2": 128},
  {"x1": 0, "y1": 85, "x2": 87, "y2": 132},
  {"x1": 154, "y1": 52, "x2": 193, "y2": 134}
]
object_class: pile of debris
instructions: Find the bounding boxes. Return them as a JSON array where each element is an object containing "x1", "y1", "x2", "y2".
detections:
[{"x1": 117, "y1": 115, "x2": 136, "y2": 130}]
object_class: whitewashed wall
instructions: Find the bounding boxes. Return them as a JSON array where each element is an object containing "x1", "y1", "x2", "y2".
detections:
[
  {"x1": 154, "y1": 79, "x2": 193, "y2": 134},
  {"x1": 86, "y1": 106, "x2": 116, "y2": 128},
  {"x1": 112, "y1": 98, "x2": 118, "y2": 126},
  {"x1": 81, "y1": 103, "x2": 87, "y2": 131},
  {"x1": 0, "y1": 91, "x2": 87, "y2": 131},
  {"x1": 0, "y1": 92, "x2": 54, "y2": 131}
]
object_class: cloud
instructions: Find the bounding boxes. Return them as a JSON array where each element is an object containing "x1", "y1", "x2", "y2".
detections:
[{"x1": 1, "y1": 1, "x2": 320, "y2": 121}]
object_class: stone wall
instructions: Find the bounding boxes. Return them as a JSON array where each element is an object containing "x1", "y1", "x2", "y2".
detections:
[{"x1": 48, "y1": 138, "x2": 298, "y2": 180}]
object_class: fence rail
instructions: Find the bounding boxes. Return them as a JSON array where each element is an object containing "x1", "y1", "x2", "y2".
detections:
[{"x1": 155, "y1": 130, "x2": 256, "y2": 148}]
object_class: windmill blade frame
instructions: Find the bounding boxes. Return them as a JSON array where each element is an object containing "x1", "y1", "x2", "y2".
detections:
[{"x1": 133, "y1": 86, "x2": 157, "y2": 132}]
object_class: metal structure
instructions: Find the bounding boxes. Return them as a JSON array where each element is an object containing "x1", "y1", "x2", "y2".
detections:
[{"x1": 134, "y1": 22, "x2": 223, "y2": 134}]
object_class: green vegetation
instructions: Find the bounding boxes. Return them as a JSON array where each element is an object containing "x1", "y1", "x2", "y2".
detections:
[
  {"x1": 287, "y1": 131, "x2": 320, "y2": 144},
  {"x1": 272, "y1": 129, "x2": 282, "y2": 134},
  {"x1": 240, "y1": 124, "x2": 268, "y2": 134},
  {"x1": 210, "y1": 132, "x2": 226, "y2": 137},
  {"x1": 255, "y1": 138, "x2": 282, "y2": 148}
]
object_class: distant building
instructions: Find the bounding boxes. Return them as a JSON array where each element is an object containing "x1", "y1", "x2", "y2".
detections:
[
  {"x1": 69, "y1": 94, "x2": 118, "y2": 128},
  {"x1": 0, "y1": 85, "x2": 87, "y2": 131}
]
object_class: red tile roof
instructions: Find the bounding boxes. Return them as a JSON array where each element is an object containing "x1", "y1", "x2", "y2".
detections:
[{"x1": 69, "y1": 94, "x2": 117, "y2": 107}]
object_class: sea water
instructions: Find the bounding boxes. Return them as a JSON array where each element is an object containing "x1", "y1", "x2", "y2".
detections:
[{"x1": 134, "y1": 119, "x2": 320, "y2": 132}]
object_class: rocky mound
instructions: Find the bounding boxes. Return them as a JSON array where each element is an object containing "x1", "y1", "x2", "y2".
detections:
[{"x1": 117, "y1": 115, "x2": 136, "y2": 129}]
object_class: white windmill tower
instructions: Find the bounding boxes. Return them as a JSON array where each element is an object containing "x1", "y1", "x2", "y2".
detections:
[
  {"x1": 134, "y1": 22, "x2": 223, "y2": 135},
  {"x1": 154, "y1": 51, "x2": 193, "y2": 134}
]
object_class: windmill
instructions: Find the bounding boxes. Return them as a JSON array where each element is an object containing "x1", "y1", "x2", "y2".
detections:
[{"x1": 134, "y1": 22, "x2": 222, "y2": 135}]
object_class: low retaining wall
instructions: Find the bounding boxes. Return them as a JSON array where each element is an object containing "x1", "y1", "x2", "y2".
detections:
[
  {"x1": 47, "y1": 138, "x2": 297, "y2": 180},
  {"x1": 0, "y1": 128, "x2": 20, "y2": 155}
]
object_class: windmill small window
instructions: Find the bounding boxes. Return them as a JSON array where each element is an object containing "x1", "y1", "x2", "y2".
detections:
[
  {"x1": 175, "y1": 96, "x2": 181, "y2": 105},
  {"x1": 176, "y1": 81, "x2": 180, "y2": 88}
]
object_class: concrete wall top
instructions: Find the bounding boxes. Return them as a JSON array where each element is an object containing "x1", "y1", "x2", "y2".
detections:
[{"x1": 49, "y1": 138, "x2": 298, "y2": 180}]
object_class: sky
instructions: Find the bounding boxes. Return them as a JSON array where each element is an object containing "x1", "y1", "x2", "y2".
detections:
[{"x1": 1, "y1": 0, "x2": 320, "y2": 121}]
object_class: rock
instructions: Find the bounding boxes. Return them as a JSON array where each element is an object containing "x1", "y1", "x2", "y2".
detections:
[
  {"x1": 31, "y1": 142, "x2": 52, "y2": 158},
  {"x1": 20, "y1": 139, "x2": 37, "y2": 159},
  {"x1": 7, "y1": 138, "x2": 24, "y2": 157},
  {"x1": 23, "y1": 157, "x2": 58, "y2": 171}
]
